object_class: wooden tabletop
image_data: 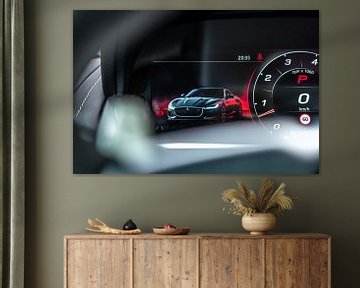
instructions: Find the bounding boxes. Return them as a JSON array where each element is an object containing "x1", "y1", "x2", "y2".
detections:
[{"x1": 65, "y1": 232, "x2": 330, "y2": 240}]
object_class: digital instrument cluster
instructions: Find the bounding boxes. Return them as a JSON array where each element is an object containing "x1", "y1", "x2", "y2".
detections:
[
  {"x1": 151, "y1": 49, "x2": 319, "y2": 135},
  {"x1": 251, "y1": 50, "x2": 319, "y2": 132}
]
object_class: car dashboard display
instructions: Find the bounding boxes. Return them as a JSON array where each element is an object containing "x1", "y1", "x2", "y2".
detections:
[{"x1": 73, "y1": 10, "x2": 319, "y2": 174}]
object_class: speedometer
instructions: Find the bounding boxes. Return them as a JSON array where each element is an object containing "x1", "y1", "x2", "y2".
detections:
[{"x1": 251, "y1": 51, "x2": 319, "y2": 132}]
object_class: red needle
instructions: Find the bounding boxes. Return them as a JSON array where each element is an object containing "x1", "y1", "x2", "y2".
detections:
[{"x1": 258, "y1": 109, "x2": 275, "y2": 118}]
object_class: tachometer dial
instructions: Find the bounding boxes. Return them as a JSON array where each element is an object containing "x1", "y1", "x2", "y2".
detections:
[{"x1": 251, "y1": 51, "x2": 319, "y2": 133}]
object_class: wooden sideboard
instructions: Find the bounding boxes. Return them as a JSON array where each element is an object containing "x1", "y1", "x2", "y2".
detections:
[{"x1": 64, "y1": 233, "x2": 330, "y2": 288}]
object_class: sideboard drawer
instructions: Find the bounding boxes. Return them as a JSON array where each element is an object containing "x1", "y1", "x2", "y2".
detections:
[
  {"x1": 265, "y1": 238, "x2": 329, "y2": 288},
  {"x1": 200, "y1": 239, "x2": 263, "y2": 288},
  {"x1": 66, "y1": 239, "x2": 131, "y2": 288},
  {"x1": 134, "y1": 239, "x2": 198, "y2": 288}
]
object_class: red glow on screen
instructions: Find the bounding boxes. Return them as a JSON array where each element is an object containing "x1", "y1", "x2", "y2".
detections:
[
  {"x1": 256, "y1": 53, "x2": 264, "y2": 61},
  {"x1": 152, "y1": 98, "x2": 172, "y2": 119},
  {"x1": 243, "y1": 69, "x2": 257, "y2": 120},
  {"x1": 155, "y1": 110, "x2": 165, "y2": 117},
  {"x1": 297, "y1": 74, "x2": 308, "y2": 84}
]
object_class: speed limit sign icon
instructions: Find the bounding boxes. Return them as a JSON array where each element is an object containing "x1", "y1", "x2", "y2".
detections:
[{"x1": 299, "y1": 113, "x2": 311, "y2": 125}]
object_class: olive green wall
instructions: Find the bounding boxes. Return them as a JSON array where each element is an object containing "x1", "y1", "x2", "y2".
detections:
[{"x1": 24, "y1": 0, "x2": 360, "y2": 287}]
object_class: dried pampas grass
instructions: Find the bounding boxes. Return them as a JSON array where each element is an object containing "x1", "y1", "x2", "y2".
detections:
[{"x1": 222, "y1": 179, "x2": 294, "y2": 216}]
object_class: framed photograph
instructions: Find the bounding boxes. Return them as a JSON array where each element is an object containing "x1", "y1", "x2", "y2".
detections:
[{"x1": 73, "y1": 10, "x2": 319, "y2": 174}]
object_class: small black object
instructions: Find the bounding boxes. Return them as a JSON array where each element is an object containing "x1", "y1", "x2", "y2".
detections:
[{"x1": 123, "y1": 219, "x2": 137, "y2": 230}]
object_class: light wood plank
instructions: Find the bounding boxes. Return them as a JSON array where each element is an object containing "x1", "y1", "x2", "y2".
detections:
[
  {"x1": 64, "y1": 238, "x2": 68, "y2": 288},
  {"x1": 265, "y1": 239, "x2": 310, "y2": 288},
  {"x1": 66, "y1": 239, "x2": 131, "y2": 288},
  {"x1": 200, "y1": 239, "x2": 264, "y2": 288},
  {"x1": 310, "y1": 239, "x2": 329, "y2": 288},
  {"x1": 65, "y1": 233, "x2": 330, "y2": 240},
  {"x1": 133, "y1": 239, "x2": 197, "y2": 288}
]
